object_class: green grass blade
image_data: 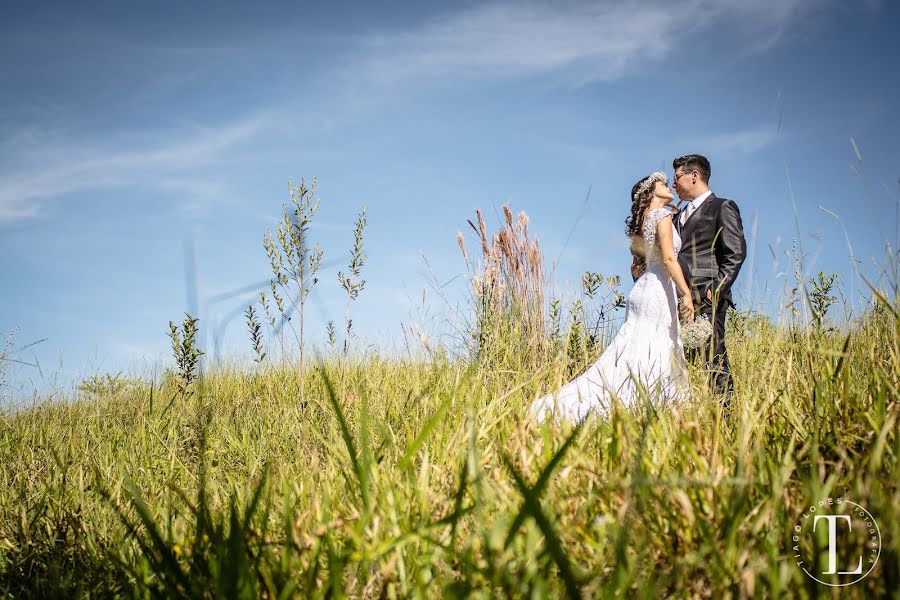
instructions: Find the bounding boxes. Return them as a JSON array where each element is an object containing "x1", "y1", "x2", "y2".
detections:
[
  {"x1": 501, "y1": 452, "x2": 582, "y2": 599},
  {"x1": 504, "y1": 420, "x2": 584, "y2": 549}
]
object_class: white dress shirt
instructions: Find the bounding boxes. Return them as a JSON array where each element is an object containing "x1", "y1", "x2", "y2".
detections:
[{"x1": 679, "y1": 190, "x2": 713, "y2": 226}]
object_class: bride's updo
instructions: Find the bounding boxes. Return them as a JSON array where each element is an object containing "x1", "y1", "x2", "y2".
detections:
[{"x1": 625, "y1": 171, "x2": 668, "y2": 237}]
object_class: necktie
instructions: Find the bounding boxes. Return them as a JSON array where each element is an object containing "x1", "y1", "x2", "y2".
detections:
[{"x1": 680, "y1": 201, "x2": 695, "y2": 226}]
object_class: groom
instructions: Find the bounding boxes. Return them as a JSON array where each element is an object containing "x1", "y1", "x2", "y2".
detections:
[{"x1": 631, "y1": 154, "x2": 747, "y2": 410}]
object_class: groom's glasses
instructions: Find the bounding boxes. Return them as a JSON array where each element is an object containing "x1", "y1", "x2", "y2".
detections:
[{"x1": 674, "y1": 170, "x2": 695, "y2": 182}]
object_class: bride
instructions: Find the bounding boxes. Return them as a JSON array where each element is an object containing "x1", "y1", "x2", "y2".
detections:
[{"x1": 530, "y1": 172, "x2": 694, "y2": 422}]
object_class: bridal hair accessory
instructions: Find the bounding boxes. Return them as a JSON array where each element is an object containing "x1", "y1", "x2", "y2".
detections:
[
  {"x1": 681, "y1": 313, "x2": 714, "y2": 349},
  {"x1": 633, "y1": 171, "x2": 668, "y2": 201}
]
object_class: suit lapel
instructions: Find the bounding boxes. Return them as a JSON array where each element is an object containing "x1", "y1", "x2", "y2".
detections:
[{"x1": 679, "y1": 192, "x2": 716, "y2": 240}]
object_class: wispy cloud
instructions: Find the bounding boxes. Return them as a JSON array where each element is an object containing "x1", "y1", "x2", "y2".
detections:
[
  {"x1": 155, "y1": 177, "x2": 238, "y2": 219},
  {"x1": 355, "y1": 0, "x2": 832, "y2": 87},
  {"x1": 358, "y1": 2, "x2": 681, "y2": 85},
  {"x1": 0, "y1": 112, "x2": 276, "y2": 222},
  {"x1": 0, "y1": 0, "x2": 839, "y2": 223},
  {"x1": 695, "y1": 124, "x2": 777, "y2": 156}
]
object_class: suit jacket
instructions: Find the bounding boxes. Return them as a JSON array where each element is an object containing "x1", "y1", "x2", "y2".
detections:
[{"x1": 675, "y1": 193, "x2": 746, "y2": 308}]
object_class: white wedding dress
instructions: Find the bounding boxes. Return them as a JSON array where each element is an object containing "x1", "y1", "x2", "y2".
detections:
[{"x1": 530, "y1": 207, "x2": 690, "y2": 422}]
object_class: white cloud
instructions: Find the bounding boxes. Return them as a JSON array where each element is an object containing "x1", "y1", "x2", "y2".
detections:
[
  {"x1": 358, "y1": 2, "x2": 681, "y2": 85},
  {"x1": 695, "y1": 125, "x2": 776, "y2": 156},
  {"x1": 354, "y1": 0, "x2": 832, "y2": 86},
  {"x1": 0, "y1": 112, "x2": 277, "y2": 222},
  {"x1": 0, "y1": 0, "x2": 837, "y2": 223}
]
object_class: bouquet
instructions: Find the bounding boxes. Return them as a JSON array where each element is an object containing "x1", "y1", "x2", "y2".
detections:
[{"x1": 680, "y1": 313, "x2": 713, "y2": 349}]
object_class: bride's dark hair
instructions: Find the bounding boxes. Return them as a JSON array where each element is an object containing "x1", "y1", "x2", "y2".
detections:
[{"x1": 625, "y1": 175, "x2": 655, "y2": 237}]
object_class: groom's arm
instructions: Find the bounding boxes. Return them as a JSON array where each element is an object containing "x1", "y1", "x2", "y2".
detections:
[
  {"x1": 630, "y1": 254, "x2": 645, "y2": 281},
  {"x1": 711, "y1": 199, "x2": 746, "y2": 298}
]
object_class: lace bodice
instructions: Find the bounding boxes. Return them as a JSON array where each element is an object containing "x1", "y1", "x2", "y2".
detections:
[{"x1": 642, "y1": 207, "x2": 680, "y2": 267}]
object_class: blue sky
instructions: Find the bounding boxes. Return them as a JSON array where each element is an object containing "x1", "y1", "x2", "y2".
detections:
[{"x1": 2, "y1": 0, "x2": 898, "y2": 397}]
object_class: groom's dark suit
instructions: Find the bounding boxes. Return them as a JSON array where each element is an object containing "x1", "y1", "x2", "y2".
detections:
[{"x1": 675, "y1": 193, "x2": 746, "y2": 402}]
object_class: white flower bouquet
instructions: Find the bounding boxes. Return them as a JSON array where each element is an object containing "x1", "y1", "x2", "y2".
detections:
[{"x1": 681, "y1": 313, "x2": 713, "y2": 349}]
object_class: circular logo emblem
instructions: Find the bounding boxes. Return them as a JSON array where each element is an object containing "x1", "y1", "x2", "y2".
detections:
[{"x1": 791, "y1": 496, "x2": 881, "y2": 587}]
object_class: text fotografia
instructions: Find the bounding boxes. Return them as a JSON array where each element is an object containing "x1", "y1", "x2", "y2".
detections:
[{"x1": 791, "y1": 496, "x2": 881, "y2": 587}]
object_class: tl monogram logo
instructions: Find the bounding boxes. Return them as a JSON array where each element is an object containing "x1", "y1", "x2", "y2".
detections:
[{"x1": 791, "y1": 497, "x2": 881, "y2": 587}]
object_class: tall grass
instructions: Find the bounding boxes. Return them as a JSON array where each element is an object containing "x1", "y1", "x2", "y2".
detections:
[
  {"x1": 0, "y1": 208, "x2": 897, "y2": 598},
  {"x1": 458, "y1": 205, "x2": 548, "y2": 374},
  {"x1": 457, "y1": 205, "x2": 625, "y2": 385}
]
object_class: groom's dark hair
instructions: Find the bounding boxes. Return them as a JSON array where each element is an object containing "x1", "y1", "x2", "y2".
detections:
[{"x1": 673, "y1": 154, "x2": 711, "y2": 183}]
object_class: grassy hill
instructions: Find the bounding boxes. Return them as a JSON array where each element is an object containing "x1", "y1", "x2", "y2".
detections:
[
  {"x1": 1, "y1": 203, "x2": 897, "y2": 597},
  {"x1": 0, "y1": 295, "x2": 896, "y2": 598}
]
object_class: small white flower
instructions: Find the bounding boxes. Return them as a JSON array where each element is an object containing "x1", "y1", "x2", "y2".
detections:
[
  {"x1": 634, "y1": 171, "x2": 668, "y2": 200},
  {"x1": 593, "y1": 515, "x2": 612, "y2": 528},
  {"x1": 681, "y1": 314, "x2": 713, "y2": 349}
]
